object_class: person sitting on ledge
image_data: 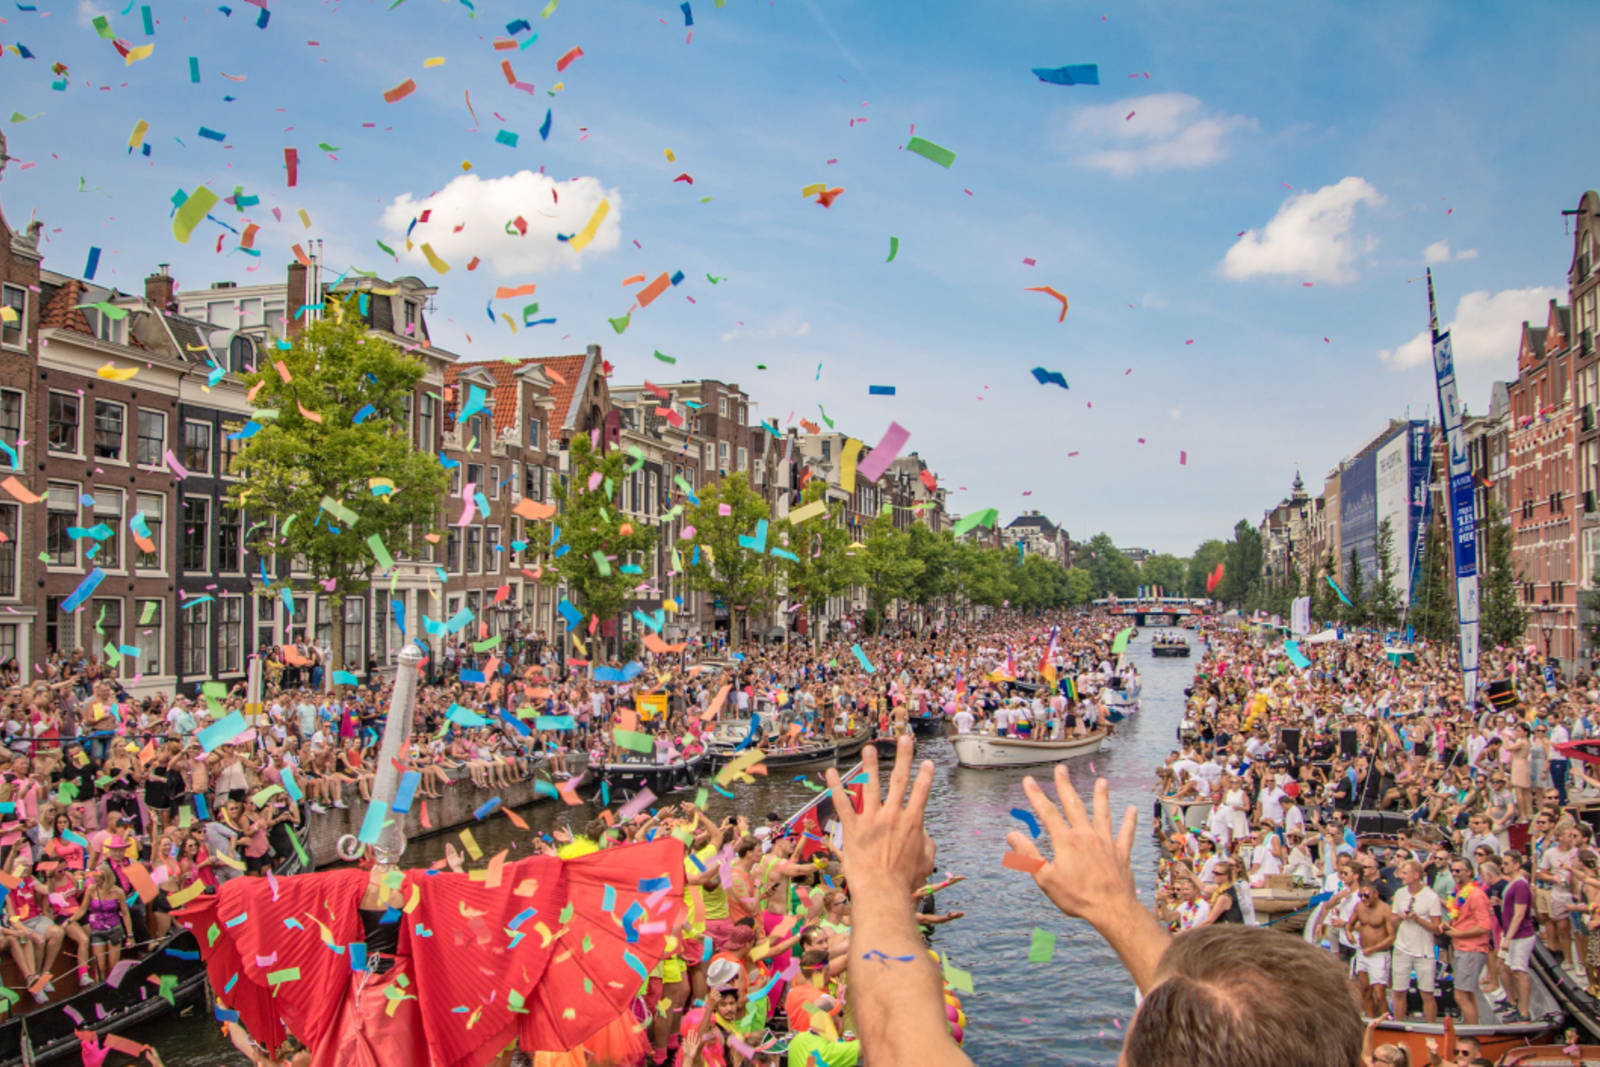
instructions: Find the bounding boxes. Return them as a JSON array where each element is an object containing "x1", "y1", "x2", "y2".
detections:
[{"x1": 825, "y1": 737, "x2": 1365, "y2": 1067}]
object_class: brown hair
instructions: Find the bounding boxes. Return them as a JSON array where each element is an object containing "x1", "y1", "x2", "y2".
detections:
[{"x1": 1122, "y1": 925, "x2": 1362, "y2": 1066}]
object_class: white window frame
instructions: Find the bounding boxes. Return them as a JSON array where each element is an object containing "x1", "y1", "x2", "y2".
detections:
[
  {"x1": 528, "y1": 417, "x2": 543, "y2": 451},
  {"x1": 0, "y1": 388, "x2": 22, "y2": 471},
  {"x1": 93, "y1": 487, "x2": 124, "y2": 572},
  {"x1": 182, "y1": 598, "x2": 209, "y2": 676},
  {"x1": 489, "y1": 464, "x2": 501, "y2": 500},
  {"x1": 93, "y1": 399, "x2": 127, "y2": 465},
  {"x1": 46, "y1": 479, "x2": 79, "y2": 570},
  {"x1": 217, "y1": 595, "x2": 244, "y2": 674},
  {"x1": 182, "y1": 420, "x2": 213, "y2": 476},
  {"x1": 182, "y1": 496, "x2": 210, "y2": 572},
  {"x1": 135, "y1": 598, "x2": 163, "y2": 676},
  {"x1": 0, "y1": 502, "x2": 18, "y2": 599},
  {"x1": 0, "y1": 284, "x2": 27, "y2": 353},
  {"x1": 136, "y1": 408, "x2": 166, "y2": 469},
  {"x1": 134, "y1": 492, "x2": 164, "y2": 572}
]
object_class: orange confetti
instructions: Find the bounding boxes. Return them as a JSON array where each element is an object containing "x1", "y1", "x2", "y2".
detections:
[
  {"x1": 0, "y1": 477, "x2": 39, "y2": 504},
  {"x1": 503, "y1": 807, "x2": 529, "y2": 830},
  {"x1": 291, "y1": 243, "x2": 311, "y2": 267},
  {"x1": 494, "y1": 283, "x2": 537, "y2": 298},
  {"x1": 621, "y1": 274, "x2": 646, "y2": 286},
  {"x1": 1023, "y1": 285, "x2": 1069, "y2": 323},
  {"x1": 635, "y1": 272, "x2": 671, "y2": 308},
  {"x1": 1002, "y1": 851, "x2": 1045, "y2": 874},
  {"x1": 382, "y1": 78, "x2": 417, "y2": 104},
  {"x1": 296, "y1": 402, "x2": 323, "y2": 424},
  {"x1": 555, "y1": 46, "x2": 584, "y2": 72}
]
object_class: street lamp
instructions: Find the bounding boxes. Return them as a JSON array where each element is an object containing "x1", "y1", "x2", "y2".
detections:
[{"x1": 494, "y1": 603, "x2": 520, "y2": 670}]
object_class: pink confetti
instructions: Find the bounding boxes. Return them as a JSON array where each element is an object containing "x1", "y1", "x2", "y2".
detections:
[
  {"x1": 1302, "y1": 281, "x2": 1314, "y2": 287},
  {"x1": 1089, "y1": 762, "x2": 1096, "y2": 773},
  {"x1": 1067, "y1": 451, "x2": 1080, "y2": 457},
  {"x1": 1137, "y1": 438, "x2": 1145, "y2": 444},
  {"x1": 1022, "y1": 257, "x2": 1036, "y2": 266},
  {"x1": 1124, "y1": 368, "x2": 1132, "y2": 374},
  {"x1": 1125, "y1": 111, "x2": 1135, "y2": 121},
  {"x1": 1184, "y1": 339, "x2": 1194, "y2": 345},
  {"x1": 1323, "y1": 337, "x2": 1330, "y2": 343},
  {"x1": 1180, "y1": 450, "x2": 1187, "y2": 465},
  {"x1": 826, "y1": 157, "x2": 837, "y2": 164}
]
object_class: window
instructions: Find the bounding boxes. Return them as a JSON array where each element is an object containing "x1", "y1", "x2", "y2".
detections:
[
  {"x1": 135, "y1": 599, "x2": 162, "y2": 675},
  {"x1": 228, "y1": 335, "x2": 254, "y2": 374},
  {"x1": 220, "y1": 419, "x2": 246, "y2": 475},
  {"x1": 46, "y1": 482, "x2": 78, "y2": 567},
  {"x1": 91, "y1": 400, "x2": 126, "y2": 462},
  {"x1": 467, "y1": 415, "x2": 485, "y2": 447},
  {"x1": 90, "y1": 597, "x2": 123, "y2": 673},
  {"x1": 467, "y1": 463, "x2": 483, "y2": 492},
  {"x1": 136, "y1": 409, "x2": 165, "y2": 468},
  {"x1": 739, "y1": 404, "x2": 747, "y2": 424},
  {"x1": 490, "y1": 464, "x2": 500, "y2": 500},
  {"x1": 486, "y1": 525, "x2": 501, "y2": 570},
  {"x1": 525, "y1": 464, "x2": 543, "y2": 501},
  {"x1": 465, "y1": 527, "x2": 481, "y2": 573},
  {"x1": 182, "y1": 497, "x2": 209, "y2": 571},
  {"x1": 44, "y1": 595, "x2": 75, "y2": 654},
  {"x1": 0, "y1": 624, "x2": 15, "y2": 667},
  {"x1": 48, "y1": 392, "x2": 80, "y2": 455},
  {"x1": 0, "y1": 504, "x2": 15, "y2": 597},
  {"x1": 93, "y1": 489, "x2": 123, "y2": 570},
  {"x1": 218, "y1": 506, "x2": 243, "y2": 572},
  {"x1": 92, "y1": 307, "x2": 127, "y2": 345},
  {"x1": 0, "y1": 284, "x2": 25, "y2": 350},
  {"x1": 737, "y1": 447, "x2": 748, "y2": 472},
  {"x1": 718, "y1": 397, "x2": 728, "y2": 417},
  {"x1": 0, "y1": 389, "x2": 21, "y2": 470},
  {"x1": 134, "y1": 492, "x2": 164, "y2": 570},
  {"x1": 509, "y1": 461, "x2": 520, "y2": 500},
  {"x1": 417, "y1": 393, "x2": 438, "y2": 451},
  {"x1": 341, "y1": 598, "x2": 363, "y2": 667},
  {"x1": 647, "y1": 473, "x2": 658, "y2": 518},
  {"x1": 821, "y1": 440, "x2": 832, "y2": 462},
  {"x1": 182, "y1": 599, "x2": 209, "y2": 676},
  {"x1": 446, "y1": 529, "x2": 461, "y2": 574},
  {"x1": 704, "y1": 444, "x2": 714, "y2": 470},
  {"x1": 719, "y1": 442, "x2": 730, "y2": 469},
  {"x1": 528, "y1": 417, "x2": 542, "y2": 449},
  {"x1": 404, "y1": 300, "x2": 417, "y2": 334},
  {"x1": 182, "y1": 421, "x2": 212, "y2": 475}
]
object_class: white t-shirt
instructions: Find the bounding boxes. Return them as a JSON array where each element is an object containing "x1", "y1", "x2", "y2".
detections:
[
  {"x1": 951, "y1": 709, "x2": 976, "y2": 735},
  {"x1": 1391, "y1": 885, "x2": 1442, "y2": 957},
  {"x1": 1551, "y1": 723, "x2": 1570, "y2": 761}
]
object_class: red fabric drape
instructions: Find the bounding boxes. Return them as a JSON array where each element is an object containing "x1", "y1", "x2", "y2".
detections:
[{"x1": 179, "y1": 839, "x2": 685, "y2": 1067}]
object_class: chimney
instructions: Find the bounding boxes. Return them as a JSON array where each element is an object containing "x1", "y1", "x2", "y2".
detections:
[
  {"x1": 144, "y1": 264, "x2": 175, "y2": 310},
  {"x1": 285, "y1": 260, "x2": 309, "y2": 340}
]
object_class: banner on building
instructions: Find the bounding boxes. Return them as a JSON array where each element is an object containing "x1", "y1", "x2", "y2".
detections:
[
  {"x1": 1291, "y1": 595, "x2": 1311, "y2": 636},
  {"x1": 1432, "y1": 330, "x2": 1480, "y2": 707}
]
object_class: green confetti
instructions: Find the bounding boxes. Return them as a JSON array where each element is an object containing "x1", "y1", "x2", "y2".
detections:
[
  {"x1": 607, "y1": 312, "x2": 631, "y2": 334},
  {"x1": 886, "y1": 235, "x2": 899, "y2": 262},
  {"x1": 316, "y1": 142, "x2": 340, "y2": 152},
  {"x1": 706, "y1": 274, "x2": 723, "y2": 284},
  {"x1": 652, "y1": 350, "x2": 676, "y2": 364},
  {"x1": 942, "y1": 961, "x2": 974, "y2": 992},
  {"x1": 376, "y1": 239, "x2": 396, "y2": 257},
  {"x1": 818, "y1": 404, "x2": 834, "y2": 429},
  {"x1": 905, "y1": 136, "x2": 957, "y2": 168},
  {"x1": 1027, "y1": 927, "x2": 1056, "y2": 963}
]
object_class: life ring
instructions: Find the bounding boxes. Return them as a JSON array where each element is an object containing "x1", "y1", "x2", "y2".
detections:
[{"x1": 335, "y1": 834, "x2": 364, "y2": 862}]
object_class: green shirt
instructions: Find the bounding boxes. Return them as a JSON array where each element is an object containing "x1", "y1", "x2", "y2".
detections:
[{"x1": 787, "y1": 1032, "x2": 860, "y2": 1067}]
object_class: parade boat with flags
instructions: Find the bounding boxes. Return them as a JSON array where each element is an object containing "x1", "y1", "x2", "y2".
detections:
[{"x1": 1150, "y1": 633, "x2": 1191, "y2": 658}]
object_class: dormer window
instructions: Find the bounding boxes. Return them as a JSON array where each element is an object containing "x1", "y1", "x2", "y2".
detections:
[
  {"x1": 229, "y1": 334, "x2": 255, "y2": 373},
  {"x1": 93, "y1": 308, "x2": 127, "y2": 346},
  {"x1": 404, "y1": 300, "x2": 417, "y2": 334}
]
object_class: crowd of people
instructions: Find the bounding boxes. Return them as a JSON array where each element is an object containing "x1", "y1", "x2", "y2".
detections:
[{"x1": 13, "y1": 606, "x2": 1600, "y2": 1066}]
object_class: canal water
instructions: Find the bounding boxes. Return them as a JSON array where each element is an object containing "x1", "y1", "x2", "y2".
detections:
[{"x1": 140, "y1": 631, "x2": 1197, "y2": 1065}]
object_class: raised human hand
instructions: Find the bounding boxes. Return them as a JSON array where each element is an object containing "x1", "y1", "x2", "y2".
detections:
[
  {"x1": 1004, "y1": 763, "x2": 1140, "y2": 928},
  {"x1": 824, "y1": 734, "x2": 936, "y2": 898}
]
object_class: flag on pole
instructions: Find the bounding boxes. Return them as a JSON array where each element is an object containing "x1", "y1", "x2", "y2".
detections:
[{"x1": 1039, "y1": 626, "x2": 1059, "y2": 683}]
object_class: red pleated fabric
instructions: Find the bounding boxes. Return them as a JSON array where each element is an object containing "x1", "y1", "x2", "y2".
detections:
[{"x1": 180, "y1": 839, "x2": 686, "y2": 1067}]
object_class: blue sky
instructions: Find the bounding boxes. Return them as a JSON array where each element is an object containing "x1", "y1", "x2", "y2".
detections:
[{"x1": 3, "y1": 0, "x2": 1597, "y2": 554}]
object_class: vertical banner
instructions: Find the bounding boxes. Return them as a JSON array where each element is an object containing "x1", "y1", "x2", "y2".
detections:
[
  {"x1": 1406, "y1": 422, "x2": 1434, "y2": 605},
  {"x1": 1432, "y1": 331, "x2": 1480, "y2": 707},
  {"x1": 1291, "y1": 595, "x2": 1311, "y2": 636}
]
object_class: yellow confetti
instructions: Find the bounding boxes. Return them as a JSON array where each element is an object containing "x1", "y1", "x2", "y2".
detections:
[
  {"x1": 461, "y1": 160, "x2": 473, "y2": 171},
  {"x1": 801, "y1": 182, "x2": 826, "y2": 198},
  {"x1": 124, "y1": 43, "x2": 154, "y2": 66},
  {"x1": 96, "y1": 363, "x2": 139, "y2": 382},
  {"x1": 459, "y1": 828, "x2": 483, "y2": 861},
  {"x1": 551, "y1": 81, "x2": 564, "y2": 92},
  {"x1": 423, "y1": 56, "x2": 446, "y2": 68},
  {"x1": 419, "y1": 242, "x2": 451, "y2": 274},
  {"x1": 664, "y1": 148, "x2": 676, "y2": 162},
  {"x1": 567, "y1": 199, "x2": 609, "y2": 252},
  {"x1": 297, "y1": 208, "x2": 311, "y2": 229},
  {"x1": 128, "y1": 118, "x2": 150, "y2": 149},
  {"x1": 499, "y1": 311, "x2": 517, "y2": 334}
]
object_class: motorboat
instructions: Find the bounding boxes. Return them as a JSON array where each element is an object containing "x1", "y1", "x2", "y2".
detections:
[
  {"x1": 1158, "y1": 795, "x2": 1215, "y2": 836},
  {"x1": 950, "y1": 727, "x2": 1108, "y2": 769},
  {"x1": 593, "y1": 750, "x2": 708, "y2": 796},
  {"x1": 1151, "y1": 636, "x2": 1191, "y2": 658},
  {"x1": 1364, "y1": 1016, "x2": 1559, "y2": 1065},
  {"x1": 1528, "y1": 940, "x2": 1600, "y2": 1043}
]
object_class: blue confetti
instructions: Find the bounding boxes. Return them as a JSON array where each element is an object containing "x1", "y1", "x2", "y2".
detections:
[{"x1": 1010, "y1": 807, "x2": 1041, "y2": 838}]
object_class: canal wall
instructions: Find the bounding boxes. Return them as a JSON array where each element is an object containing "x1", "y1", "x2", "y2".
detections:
[{"x1": 300, "y1": 757, "x2": 591, "y2": 867}]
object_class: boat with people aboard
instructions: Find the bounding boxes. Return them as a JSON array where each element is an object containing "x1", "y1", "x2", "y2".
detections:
[
  {"x1": 590, "y1": 749, "x2": 708, "y2": 797},
  {"x1": 1150, "y1": 632, "x2": 1191, "y2": 657},
  {"x1": 950, "y1": 727, "x2": 1109, "y2": 769}
]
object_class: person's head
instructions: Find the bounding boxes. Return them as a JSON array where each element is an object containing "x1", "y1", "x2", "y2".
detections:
[
  {"x1": 1120, "y1": 926, "x2": 1362, "y2": 1066},
  {"x1": 713, "y1": 988, "x2": 741, "y2": 1021},
  {"x1": 1370, "y1": 1044, "x2": 1410, "y2": 1067},
  {"x1": 1502, "y1": 850, "x2": 1525, "y2": 877},
  {"x1": 1399, "y1": 859, "x2": 1425, "y2": 889}
]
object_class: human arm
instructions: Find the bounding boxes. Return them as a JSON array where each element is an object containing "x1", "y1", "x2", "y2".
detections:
[
  {"x1": 822, "y1": 737, "x2": 973, "y2": 1067},
  {"x1": 1003, "y1": 764, "x2": 1172, "y2": 993}
]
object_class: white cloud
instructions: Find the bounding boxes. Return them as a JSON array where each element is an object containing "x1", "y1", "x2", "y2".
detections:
[
  {"x1": 378, "y1": 170, "x2": 622, "y2": 275},
  {"x1": 1378, "y1": 286, "x2": 1563, "y2": 370},
  {"x1": 1221, "y1": 177, "x2": 1384, "y2": 284},
  {"x1": 1066, "y1": 93, "x2": 1257, "y2": 176},
  {"x1": 1423, "y1": 240, "x2": 1477, "y2": 263}
]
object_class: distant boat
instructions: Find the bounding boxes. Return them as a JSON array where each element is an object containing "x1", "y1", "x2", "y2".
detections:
[
  {"x1": 593, "y1": 750, "x2": 708, "y2": 796},
  {"x1": 950, "y1": 728, "x2": 1108, "y2": 769}
]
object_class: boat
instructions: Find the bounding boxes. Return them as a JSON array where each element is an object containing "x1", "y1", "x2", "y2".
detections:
[
  {"x1": 0, "y1": 853, "x2": 303, "y2": 1065},
  {"x1": 1495, "y1": 1046, "x2": 1600, "y2": 1065},
  {"x1": 593, "y1": 750, "x2": 708, "y2": 796},
  {"x1": 1151, "y1": 640, "x2": 1191, "y2": 658},
  {"x1": 1365, "y1": 1016, "x2": 1560, "y2": 1065},
  {"x1": 908, "y1": 711, "x2": 946, "y2": 737},
  {"x1": 1248, "y1": 883, "x2": 1317, "y2": 932},
  {"x1": 950, "y1": 727, "x2": 1109, "y2": 769},
  {"x1": 1528, "y1": 940, "x2": 1600, "y2": 1043}
]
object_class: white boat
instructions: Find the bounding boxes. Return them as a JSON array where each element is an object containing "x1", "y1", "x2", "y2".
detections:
[{"x1": 950, "y1": 728, "x2": 1109, "y2": 768}]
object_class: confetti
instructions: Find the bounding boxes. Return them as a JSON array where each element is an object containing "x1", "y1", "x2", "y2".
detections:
[
  {"x1": 383, "y1": 78, "x2": 417, "y2": 103},
  {"x1": 905, "y1": 136, "x2": 956, "y2": 168},
  {"x1": 1031, "y1": 64, "x2": 1099, "y2": 85},
  {"x1": 886, "y1": 235, "x2": 899, "y2": 262}
]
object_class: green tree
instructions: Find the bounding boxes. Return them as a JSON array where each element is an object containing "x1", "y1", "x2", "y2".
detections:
[
  {"x1": 781, "y1": 482, "x2": 861, "y2": 644},
  {"x1": 905, "y1": 523, "x2": 956, "y2": 609},
  {"x1": 859, "y1": 512, "x2": 925, "y2": 630},
  {"x1": 1314, "y1": 544, "x2": 1341, "y2": 627},
  {"x1": 1371, "y1": 519, "x2": 1403, "y2": 631},
  {"x1": 1186, "y1": 540, "x2": 1228, "y2": 598},
  {"x1": 231, "y1": 303, "x2": 447, "y2": 676},
  {"x1": 535, "y1": 433, "x2": 658, "y2": 658},
  {"x1": 1064, "y1": 566, "x2": 1094, "y2": 606},
  {"x1": 1412, "y1": 518, "x2": 1456, "y2": 645},
  {"x1": 1084, "y1": 533, "x2": 1138, "y2": 598},
  {"x1": 1481, "y1": 498, "x2": 1527, "y2": 649},
  {"x1": 953, "y1": 543, "x2": 1015, "y2": 609},
  {"x1": 1140, "y1": 553, "x2": 1186, "y2": 597},
  {"x1": 1343, "y1": 547, "x2": 1368, "y2": 629},
  {"x1": 681, "y1": 472, "x2": 777, "y2": 649},
  {"x1": 1219, "y1": 521, "x2": 1263, "y2": 608}
]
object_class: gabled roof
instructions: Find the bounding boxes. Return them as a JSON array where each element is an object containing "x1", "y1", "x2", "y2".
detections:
[
  {"x1": 446, "y1": 360, "x2": 525, "y2": 438},
  {"x1": 518, "y1": 352, "x2": 593, "y2": 432},
  {"x1": 39, "y1": 279, "x2": 94, "y2": 336},
  {"x1": 1006, "y1": 513, "x2": 1058, "y2": 534}
]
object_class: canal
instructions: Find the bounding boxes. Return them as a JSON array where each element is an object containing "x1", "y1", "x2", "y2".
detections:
[{"x1": 139, "y1": 630, "x2": 1197, "y2": 1065}]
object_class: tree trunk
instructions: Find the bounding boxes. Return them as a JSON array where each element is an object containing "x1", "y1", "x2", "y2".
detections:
[{"x1": 329, "y1": 590, "x2": 346, "y2": 688}]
